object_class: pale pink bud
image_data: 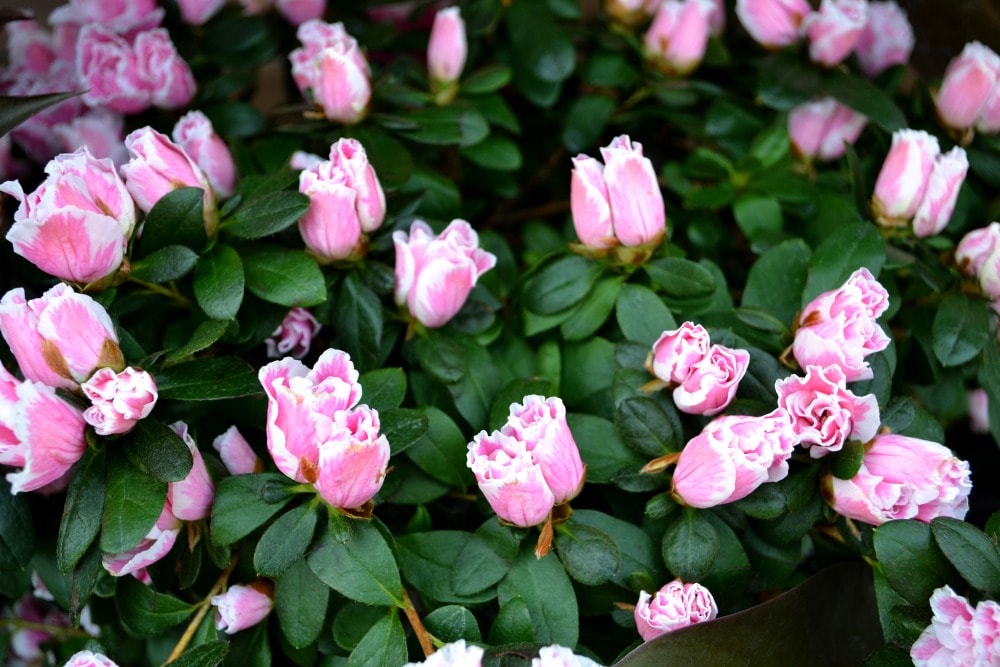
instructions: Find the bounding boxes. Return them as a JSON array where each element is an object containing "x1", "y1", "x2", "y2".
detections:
[
  {"x1": 643, "y1": 0, "x2": 715, "y2": 76},
  {"x1": 212, "y1": 426, "x2": 262, "y2": 475},
  {"x1": 824, "y1": 434, "x2": 972, "y2": 525},
  {"x1": 788, "y1": 97, "x2": 868, "y2": 162},
  {"x1": 428, "y1": 7, "x2": 467, "y2": 85},
  {"x1": 672, "y1": 409, "x2": 795, "y2": 507},
  {"x1": 81, "y1": 367, "x2": 158, "y2": 436},
  {"x1": 936, "y1": 42, "x2": 1000, "y2": 133},
  {"x1": 0, "y1": 365, "x2": 87, "y2": 495},
  {"x1": 167, "y1": 421, "x2": 216, "y2": 521},
  {"x1": 177, "y1": 0, "x2": 226, "y2": 25},
  {"x1": 2, "y1": 148, "x2": 136, "y2": 285},
  {"x1": 135, "y1": 28, "x2": 197, "y2": 110},
  {"x1": 173, "y1": 111, "x2": 238, "y2": 199},
  {"x1": 102, "y1": 502, "x2": 181, "y2": 577},
  {"x1": 968, "y1": 389, "x2": 990, "y2": 434},
  {"x1": 854, "y1": 1, "x2": 914, "y2": 77},
  {"x1": 330, "y1": 138, "x2": 386, "y2": 232},
  {"x1": 0, "y1": 284, "x2": 123, "y2": 390},
  {"x1": 978, "y1": 248, "x2": 1000, "y2": 300},
  {"x1": 52, "y1": 0, "x2": 164, "y2": 34},
  {"x1": 266, "y1": 307, "x2": 322, "y2": 359},
  {"x1": 912, "y1": 147, "x2": 968, "y2": 237},
  {"x1": 977, "y1": 85, "x2": 1000, "y2": 134},
  {"x1": 277, "y1": 0, "x2": 327, "y2": 26},
  {"x1": 647, "y1": 321, "x2": 712, "y2": 385},
  {"x1": 735, "y1": 0, "x2": 811, "y2": 49},
  {"x1": 313, "y1": 404, "x2": 390, "y2": 509},
  {"x1": 467, "y1": 431, "x2": 557, "y2": 528},
  {"x1": 75, "y1": 25, "x2": 150, "y2": 114},
  {"x1": 258, "y1": 349, "x2": 363, "y2": 483},
  {"x1": 503, "y1": 395, "x2": 585, "y2": 504},
  {"x1": 290, "y1": 150, "x2": 324, "y2": 170},
  {"x1": 600, "y1": 135, "x2": 667, "y2": 247},
  {"x1": 955, "y1": 222, "x2": 1000, "y2": 276},
  {"x1": 569, "y1": 154, "x2": 615, "y2": 249},
  {"x1": 64, "y1": 650, "x2": 121, "y2": 667},
  {"x1": 393, "y1": 219, "x2": 497, "y2": 328},
  {"x1": 673, "y1": 344, "x2": 749, "y2": 416},
  {"x1": 803, "y1": 0, "x2": 867, "y2": 67},
  {"x1": 775, "y1": 365, "x2": 880, "y2": 458},
  {"x1": 290, "y1": 21, "x2": 371, "y2": 124},
  {"x1": 911, "y1": 586, "x2": 980, "y2": 666},
  {"x1": 212, "y1": 581, "x2": 275, "y2": 634},
  {"x1": 532, "y1": 645, "x2": 603, "y2": 667},
  {"x1": 53, "y1": 110, "x2": 129, "y2": 166},
  {"x1": 634, "y1": 580, "x2": 718, "y2": 641},
  {"x1": 871, "y1": 129, "x2": 940, "y2": 224},
  {"x1": 403, "y1": 639, "x2": 485, "y2": 667}
]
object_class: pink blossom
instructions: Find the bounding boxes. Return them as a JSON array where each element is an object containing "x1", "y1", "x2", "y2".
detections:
[
  {"x1": 289, "y1": 20, "x2": 371, "y2": 123},
  {"x1": 643, "y1": 0, "x2": 716, "y2": 76},
  {"x1": 634, "y1": 579, "x2": 718, "y2": 641},
  {"x1": 854, "y1": 1, "x2": 914, "y2": 77},
  {"x1": 50, "y1": 0, "x2": 164, "y2": 34},
  {"x1": 393, "y1": 219, "x2": 497, "y2": 328},
  {"x1": 102, "y1": 502, "x2": 181, "y2": 577},
  {"x1": 403, "y1": 640, "x2": 485, "y2": 667},
  {"x1": 134, "y1": 29, "x2": 197, "y2": 110},
  {"x1": 212, "y1": 581, "x2": 275, "y2": 634},
  {"x1": 64, "y1": 650, "x2": 121, "y2": 667},
  {"x1": 177, "y1": 0, "x2": 226, "y2": 25},
  {"x1": 956, "y1": 222, "x2": 1000, "y2": 276},
  {"x1": 673, "y1": 344, "x2": 750, "y2": 416},
  {"x1": 803, "y1": 0, "x2": 867, "y2": 67},
  {"x1": 173, "y1": 111, "x2": 238, "y2": 199},
  {"x1": 2, "y1": 148, "x2": 136, "y2": 285},
  {"x1": 935, "y1": 42, "x2": 1000, "y2": 134},
  {"x1": 3, "y1": 20, "x2": 58, "y2": 75},
  {"x1": 969, "y1": 388, "x2": 991, "y2": 434},
  {"x1": 910, "y1": 586, "x2": 998, "y2": 666},
  {"x1": 53, "y1": 110, "x2": 129, "y2": 166},
  {"x1": 871, "y1": 129, "x2": 941, "y2": 224},
  {"x1": 81, "y1": 367, "x2": 158, "y2": 436},
  {"x1": 277, "y1": 0, "x2": 327, "y2": 25},
  {"x1": 75, "y1": 25, "x2": 150, "y2": 114},
  {"x1": 788, "y1": 97, "x2": 867, "y2": 162},
  {"x1": 428, "y1": 7, "x2": 467, "y2": 85},
  {"x1": 775, "y1": 365, "x2": 880, "y2": 458},
  {"x1": 647, "y1": 321, "x2": 712, "y2": 386},
  {"x1": 212, "y1": 426, "x2": 262, "y2": 475},
  {"x1": 166, "y1": 421, "x2": 216, "y2": 521},
  {"x1": 735, "y1": 0, "x2": 811, "y2": 49},
  {"x1": 911, "y1": 147, "x2": 969, "y2": 238},
  {"x1": 824, "y1": 434, "x2": 972, "y2": 525},
  {"x1": 0, "y1": 284, "x2": 123, "y2": 391},
  {"x1": 671, "y1": 409, "x2": 796, "y2": 508},
  {"x1": 267, "y1": 307, "x2": 322, "y2": 359}
]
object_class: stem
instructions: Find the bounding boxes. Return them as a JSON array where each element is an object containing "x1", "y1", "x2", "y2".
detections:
[
  {"x1": 0, "y1": 618, "x2": 93, "y2": 640},
  {"x1": 165, "y1": 557, "x2": 239, "y2": 664},
  {"x1": 401, "y1": 588, "x2": 436, "y2": 659},
  {"x1": 128, "y1": 277, "x2": 193, "y2": 309}
]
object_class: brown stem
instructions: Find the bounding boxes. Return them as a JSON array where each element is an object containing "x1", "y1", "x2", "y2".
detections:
[
  {"x1": 165, "y1": 556, "x2": 239, "y2": 664},
  {"x1": 640, "y1": 452, "x2": 681, "y2": 474},
  {"x1": 401, "y1": 588, "x2": 435, "y2": 658},
  {"x1": 534, "y1": 513, "x2": 554, "y2": 559}
]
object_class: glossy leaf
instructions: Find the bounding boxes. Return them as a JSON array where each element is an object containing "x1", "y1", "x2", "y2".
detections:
[
  {"x1": 253, "y1": 502, "x2": 319, "y2": 577},
  {"x1": 193, "y1": 243, "x2": 244, "y2": 320},
  {"x1": 308, "y1": 520, "x2": 404, "y2": 607},
  {"x1": 100, "y1": 452, "x2": 167, "y2": 554},
  {"x1": 210, "y1": 473, "x2": 296, "y2": 546}
]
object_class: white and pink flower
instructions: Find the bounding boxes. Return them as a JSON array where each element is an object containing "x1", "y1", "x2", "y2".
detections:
[{"x1": 634, "y1": 579, "x2": 718, "y2": 641}]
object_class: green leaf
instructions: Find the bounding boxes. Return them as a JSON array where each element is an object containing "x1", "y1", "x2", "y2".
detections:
[
  {"x1": 100, "y1": 452, "x2": 167, "y2": 554},
  {"x1": 644, "y1": 257, "x2": 717, "y2": 299},
  {"x1": 447, "y1": 340, "x2": 501, "y2": 429},
  {"x1": 223, "y1": 192, "x2": 310, "y2": 239},
  {"x1": 488, "y1": 596, "x2": 534, "y2": 645},
  {"x1": 253, "y1": 503, "x2": 319, "y2": 577},
  {"x1": 123, "y1": 419, "x2": 194, "y2": 483},
  {"x1": 561, "y1": 95, "x2": 615, "y2": 153},
  {"x1": 451, "y1": 523, "x2": 516, "y2": 597},
  {"x1": 359, "y1": 368, "x2": 406, "y2": 411},
  {"x1": 829, "y1": 439, "x2": 865, "y2": 480},
  {"x1": 497, "y1": 545, "x2": 579, "y2": 647},
  {"x1": 506, "y1": 1, "x2": 575, "y2": 83},
  {"x1": 400, "y1": 105, "x2": 490, "y2": 147},
  {"x1": 308, "y1": 520, "x2": 404, "y2": 607},
  {"x1": 614, "y1": 396, "x2": 679, "y2": 457},
  {"x1": 567, "y1": 413, "x2": 646, "y2": 483},
  {"x1": 742, "y1": 239, "x2": 812, "y2": 325},
  {"x1": 931, "y1": 517, "x2": 1000, "y2": 597},
  {"x1": 462, "y1": 65, "x2": 513, "y2": 95},
  {"x1": 334, "y1": 272, "x2": 383, "y2": 371},
  {"x1": 210, "y1": 473, "x2": 296, "y2": 546},
  {"x1": 572, "y1": 509, "x2": 665, "y2": 588},
  {"x1": 276, "y1": 558, "x2": 329, "y2": 649},
  {"x1": 168, "y1": 641, "x2": 229, "y2": 667},
  {"x1": 333, "y1": 602, "x2": 389, "y2": 651},
  {"x1": 662, "y1": 509, "x2": 720, "y2": 582},
  {"x1": 554, "y1": 519, "x2": 622, "y2": 586},
  {"x1": 873, "y1": 520, "x2": 958, "y2": 606},
  {"x1": 932, "y1": 291, "x2": 991, "y2": 367},
  {"x1": 140, "y1": 187, "x2": 208, "y2": 254},
  {"x1": 462, "y1": 135, "x2": 523, "y2": 171},
  {"x1": 616, "y1": 283, "x2": 677, "y2": 346},
  {"x1": 130, "y1": 245, "x2": 199, "y2": 283},
  {"x1": 0, "y1": 90, "x2": 82, "y2": 137},
  {"x1": 165, "y1": 319, "x2": 231, "y2": 364},
  {"x1": 756, "y1": 53, "x2": 822, "y2": 111},
  {"x1": 347, "y1": 609, "x2": 407, "y2": 667},
  {"x1": 242, "y1": 245, "x2": 326, "y2": 307},
  {"x1": 405, "y1": 407, "x2": 473, "y2": 487},
  {"x1": 825, "y1": 70, "x2": 906, "y2": 133},
  {"x1": 732, "y1": 195, "x2": 784, "y2": 241},
  {"x1": 523, "y1": 255, "x2": 603, "y2": 315},
  {"x1": 157, "y1": 356, "x2": 262, "y2": 401},
  {"x1": 193, "y1": 243, "x2": 244, "y2": 320},
  {"x1": 56, "y1": 448, "x2": 105, "y2": 573},
  {"x1": 802, "y1": 221, "x2": 885, "y2": 303},
  {"x1": 380, "y1": 407, "x2": 429, "y2": 455},
  {"x1": 424, "y1": 605, "x2": 482, "y2": 643},
  {"x1": 0, "y1": 477, "x2": 34, "y2": 570},
  {"x1": 115, "y1": 576, "x2": 195, "y2": 636},
  {"x1": 560, "y1": 276, "x2": 624, "y2": 341},
  {"x1": 397, "y1": 531, "x2": 497, "y2": 604}
]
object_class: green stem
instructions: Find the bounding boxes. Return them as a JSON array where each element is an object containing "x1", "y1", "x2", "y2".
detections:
[
  {"x1": 128, "y1": 277, "x2": 193, "y2": 309},
  {"x1": 0, "y1": 618, "x2": 93, "y2": 640}
]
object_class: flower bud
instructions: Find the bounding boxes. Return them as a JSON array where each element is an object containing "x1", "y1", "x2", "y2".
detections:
[
  {"x1": 854, "y1": 1, "x2": 914, "y2": 77},
  {"x1": 393, "y1": 219, "x2": 497, "y2": 328},
  {"x1": 634, "y1": 580, "x2": 718, "y2": 641},
  {"x1": 911, "y1": 147, "x2": 969, "y2": 237},
  {"x1": 212, "y1": 426, "x2": 262, "y2": 475},
  {"x1": 173, "y1": 111, "x2": 238, "y2": 199},
  {"x1": 643, "y1": 0, "x2": 715, "y2": 76},
  {"x1": 212, "y1": 581, "x2": 275, "y2": 634},
  {"x1": 735, "y1": 0, "x2": 811, "y2": 49},
  {"x1": 646, "y1": 321, "x2": 712, "y2": 386},
  {"x1": 266, "y1": 307, "x2": 322, "y2": 359},
  {"x1": 502, "y1": 395, "x2": 586, "y2": 504},
  {"x1": 673, "y1": 344, "x2": 749, "y2": 416},
  {"x1": 956, "y1": 223, "x2": 1000, "y2": 276},
  {"x1": 788, "y1": 97, "x2": 867, "y2": 162},
  {"x1": 428, "y1": 7, "x2": 467, "y2": 88},
  {"x1": 167, "y1": 421, "x2": 216, "y2": 521},
  {"x1": 177, "y1": 0, "x2": 226, "y2": 25},
  {"x1": 290, "y1": 20, "x2": 371, "y2": 124},
  {"x1": 311, "y1": 405, "x2": 390, "y2": 509},
  {"x1": 871, "y1": 129, "x2": 940, "y2": 224},
  {"x1": 277, "y1": 0, "x2": 327, "y2": 26},
  {"x1": 968, "y1": 389, "x2": 990, "y2": 434},
  {"x1": 803, "y1": 0, "x2": 867, "y2": 67},
  {"x1": 82, "y1": 367, "x2": 158, "y2": 436},
  {"x1": 935, "y1": 42, "x2": 1000, "y2": 134}
]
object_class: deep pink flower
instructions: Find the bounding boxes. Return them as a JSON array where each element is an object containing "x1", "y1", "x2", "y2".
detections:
[{"x1": 634, "y1": 579, "x2": 718, "y2": 641}]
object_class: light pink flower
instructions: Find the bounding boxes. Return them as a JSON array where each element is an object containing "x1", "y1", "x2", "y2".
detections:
[
  {"x1": 64, "y1": 650, "x2": 121, "y2": 667},
  {"x1": 212, "y1": 581, "x2": 274, "y2": 634},
  {"x1": 911, "y1": 586, "x2": 986, "y2": 666},
  {"x1": 634, "y1": 579, "x2": 718, "y2": 641},
  {"x1": 854, "y1": 1, "x2": 914, "y2": 77},
  {"x1": 775, "y1": 365, "x2": 880, "y2": 458},
  {"x1": 0, "y1": 365, "x2": 87, "y2": 494},
  {"x1": 428, "y1": 7, "x2": 467, "y2": 85},
  {"x1": 75, "y1": 25, "x2": 150, "y2": 114},
  {"x1": 166, "y1": 421, "x2": 216, "y2": 521},
  {"x1": 871, "y1": 129, "x2": 940, "y2": 224},
  {"x1": 643, "y1": 0, "x2": 715, "y2": 76},
  {"x1": 911, "y1": 147, "x2": 969, "y2": 238},
  {"x1": 177, "y1": 0, "x2": 226, "y2": 25},
  {"x1": 788, "y1": 97, "x2": 867, "y2": 162},
  {"x1": 803, "y1": 0, "x2": 867, "y2": 67},
  {"x1": 671, "y1": 409, "x2": 796, "y2": 508},
  {"x1": 81, "y1": 367, "x2": 158, "y2": 436},
  {"x1": 647, "y1": 321, "x2": 712, "y2": 386},
  {"x1": 50, "y1": 0, "x2": 164, "y2": 34},
  {"x1": 824, "y1": 434, "x2": 972, "y2": 525},
  {"x1": 277, "y1": 0, "x2": 327, "y2": 25},
  {"x1": 935, "y1": 42, "x2": 1000, "y2": 134},
  {"x1": 393, "y1": 219, "x2": 497, "y2": 328},
  {"x1": 792, "y1": 267, "x2": 890, "y2": 382},
  {"x1": 969, "y1": 389, "x2": 991, "y2": 434},
  {"x1": 735, "y1": 0, "x2": 811, "y2": 49},
  {"x1": 134, "y1": 28, "x2": 197, "y2": 110},
  {"x1": 673, "y1": 344, "x2": 749, "y2": 416},
  {"x1": 2, "y1": 148, "x2": 136, "y2": 285},
  {"x1": 5, "y1": 60, "x2": 85, "y2": 164},
  {"x1": 289, "y1": 20, "x2": 371, "y2": 124},
  {"x1": 3, "y1": 20, "x2": 57, "y2": 75},
  {"x1": 290, "y1": 150, "x2": 324, "y2": 170},
  {"x1": 404, "y1": 639, "x2": 485, "y2": 667},
  {"x1": 212, "y1": 426, "x2": 262, "y2": 475},
  {"x1": 53, "y1": 110, "x2": 129, "y2": 166},
  {"x1": 173, "y1": 111, "x2": 238, "y2": 199},
  {"x1": 0, "y1": 284, "x2": 123, "y2": 390},
  {"x1": 267, "y1": 307, "x2": 322, "y2": 359},
  {"x1": 532, "y1": 645, "x2": 603, "y2": 667},
  {"x1": 956, "y1": 222, "x2": 1000, "y2": 276},
  {"x1": 102, "y1": 502, "x2": 181, "y2": 577},
  {"x1": 259, "y1": 349, "x2": 389, "y2": 509}
]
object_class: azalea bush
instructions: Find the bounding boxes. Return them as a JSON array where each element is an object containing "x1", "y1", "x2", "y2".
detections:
[{"x1": 4, "y1": 0, "x2": 1000, "y2": 665}]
